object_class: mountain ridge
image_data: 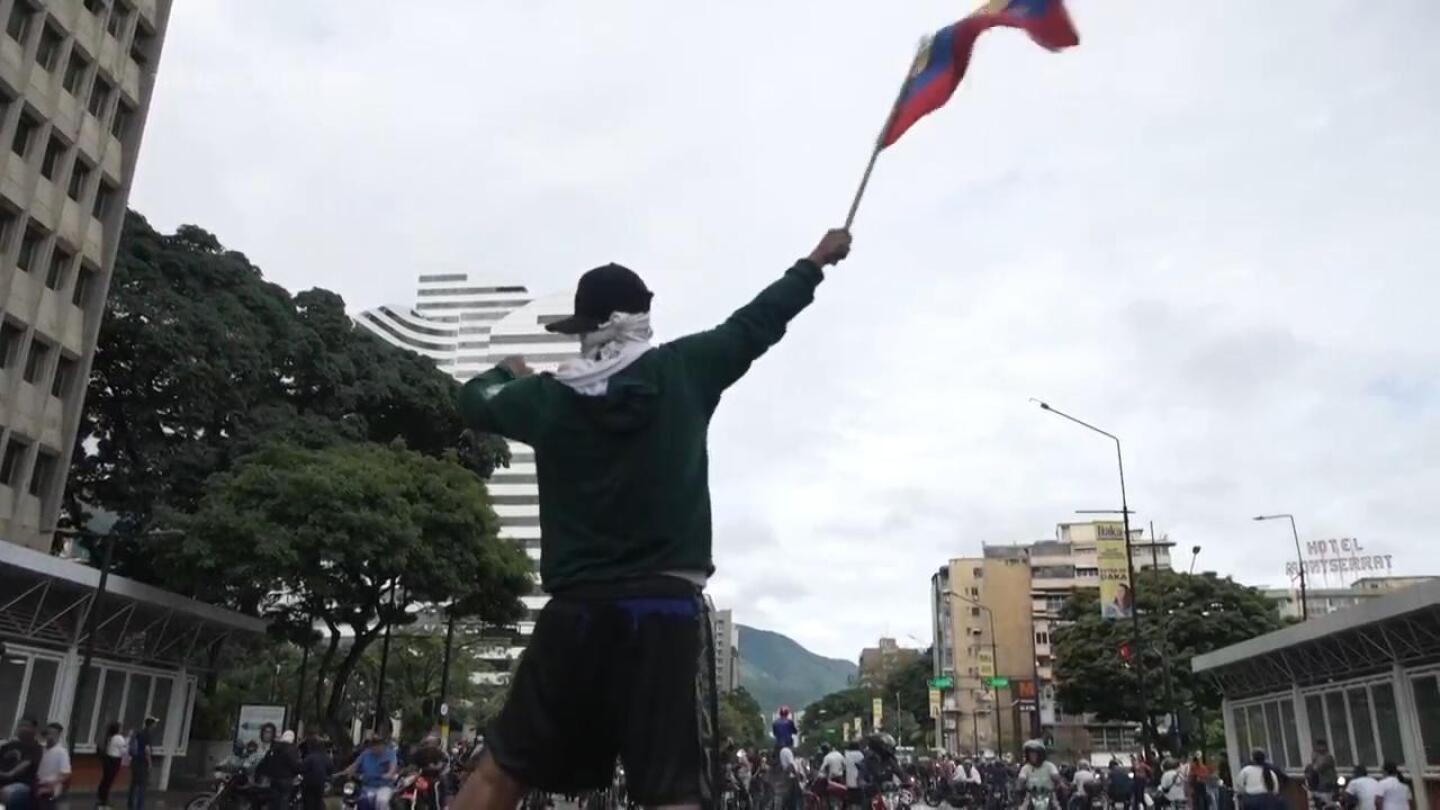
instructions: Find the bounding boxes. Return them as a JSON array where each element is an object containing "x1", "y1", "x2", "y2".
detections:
[{"x1": 737, "y1": 624, "x2": 856, "y2": 714}]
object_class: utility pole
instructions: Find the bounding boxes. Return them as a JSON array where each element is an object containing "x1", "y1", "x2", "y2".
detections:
[
  {"x1": 66, "y1": 530, "x2": 113, "y2": 756},
  {"x1": 437, "y1": 608, "x2": 457, "y2": 746},
  {"x1": 1149, "y1": 522, "x2": 1180, "y2": 753}
]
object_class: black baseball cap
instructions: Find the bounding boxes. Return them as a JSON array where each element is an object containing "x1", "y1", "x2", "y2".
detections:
[{"x1": 545, "y1": 263, "x2": 653, "y2": 335}]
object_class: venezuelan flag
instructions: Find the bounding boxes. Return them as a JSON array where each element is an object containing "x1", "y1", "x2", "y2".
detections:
[{"x1": 880, "y1": 0, "x2": 1079, "y2": 148}]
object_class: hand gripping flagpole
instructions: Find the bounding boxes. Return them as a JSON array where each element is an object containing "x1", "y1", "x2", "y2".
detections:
[{"x1": 844, "y1": 37, "x2": 932, "y2": 230}]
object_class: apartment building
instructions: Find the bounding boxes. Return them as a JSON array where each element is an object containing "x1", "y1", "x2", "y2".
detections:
[
  {"x1": 930, "y1": 521, "x2": 1174, "y2": 757},
  {"x1": 0, "y1": 0, "x2": 170, "y2": 551}
]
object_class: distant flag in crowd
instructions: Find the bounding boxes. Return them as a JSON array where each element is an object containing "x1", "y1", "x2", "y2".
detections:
[{"x1": 879, "y1": 0, "x2": 1080, "y2": 148}]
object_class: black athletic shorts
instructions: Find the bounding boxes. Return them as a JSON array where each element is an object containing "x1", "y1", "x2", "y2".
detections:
[{"x1": 486, "y1": 577, "x2": 719, "y2": 806}]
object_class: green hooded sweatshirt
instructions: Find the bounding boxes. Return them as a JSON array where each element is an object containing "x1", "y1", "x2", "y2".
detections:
[{"x1": 458, "y1": 259, "x2": 825, "y2": 593}]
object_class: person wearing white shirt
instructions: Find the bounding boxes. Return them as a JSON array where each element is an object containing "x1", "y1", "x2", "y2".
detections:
[
  {"x1": 1235, "y1": 749, "x2": 1279, "y2": 810},
  {"x1": 1345, "y1": 766, "x2": 1382, "y2": 810},
  {"x1": 843, "y1": 743, "x2": 865, "y2": 790},
  {"x1": 36, "y1": 722, "x2": 73, "y2": 807},
  {"x1": 1159, "y1": 760, "x2": 1188, "y2": 809},
  {"x1": 1377, "y1": 762, "x2": 1413, "y2": 810},
  {"x1": 820, "y1": 745, "x2": 846, "y2": 783}
]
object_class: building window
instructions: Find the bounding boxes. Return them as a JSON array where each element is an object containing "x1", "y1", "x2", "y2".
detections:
[
  {"x1": 1411, "y1": 675, "x2": 1440, "y2": 768},
  {"x1": 36, "y1": 20, "x2": 63, "y2": 71},
  {"x1": 111, "y1": 98, "x2": 133, "y2": 142},
  {"x1": 93, "y1": 179, "x2": 117, "y2": 220},
  {"x1": 11, "y1": 109, "x2": 39, "y2": 158},
  {"x1": 6, "y1": 1, "x2": 35, "y2": 44},
  {"x1": 67, "y1": 159, "x2": 92, "y2": 202},
  {"x1": 973, "y1": 567, "x2": 983, "y2": 578},
  {"x1": 45, "y1": 244, "x2": 72, "y2": 290},
  {"x1": 72, "y1": 262, "x2": 97, "y2": 308},
  {"x1": 106, "y1": 2, "x2": 130, "y2": 39},
  {"x1": 970, "y1": 607, "x2": 981, "y2": 617},
  {"x1": 0, "y1": 435, "x2": 30, "y2": 486},
  {"x1": 16, "y1": 223, "x2": 46, "y2": 273},
  {"x1": 40, "y1": 134, "x2": 67, "y2": 181},
  {"x1": 0, "y1": 320, "x2": 23, "y2": 369},
  {"x1": 51, "y1": 355, "x2": 75, "y2": 398},
  {"x1": 28, "y1": 449, "x2": 56, "y2": 497},
  {"x1": 23, "y1": 338, "x2": 51, "y2": 384},
  {"x1": 87, "y1": 74, "x2": 112, "y2": 120},
  {"x1": 129, "y1": 22, "x2": 153, "y2": 69},
  {"x1": 63, "y1": 48, "x2": 91, "y2": 97}
]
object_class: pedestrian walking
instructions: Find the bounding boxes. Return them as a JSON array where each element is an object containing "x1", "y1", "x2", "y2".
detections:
[
  {"x1": 448, "y1": 228, "x2": 853, "y2": 810},
  {"x1": 300, "y1": 731, "x2": 332, "y2": 810},
  {"x1": 98, "y1": 722, "x2": 126, "y2": 810},
  {"x1": 126, "y1": 716, "x2": 157, "y2": 810},
  {"x1": 36, "y1": 722, "x2": 72, "y2": 810}
]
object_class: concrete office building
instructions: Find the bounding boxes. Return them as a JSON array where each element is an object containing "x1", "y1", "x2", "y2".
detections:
[
  {"x1": 858, "y1": 637, "x2": 921, "y2": 689},
  {"x1": 930, "y1": 521, "x2": 1174, "y2": 758},
  {"x1": 357, "y1": 275, "x2": 580, "y2": 675},
  {"x1": 0, "y1": 0, "x2": 168, "y2": 551},
  {"x1": 0, "y1": 2, "x2": 266, "y2": 791},
  {"x1": 712, "y1": 606, "x2": 739, "y2": 694},
  {"x1": 1264, "y1": 575, "x2": 1440, "y2": 621}
]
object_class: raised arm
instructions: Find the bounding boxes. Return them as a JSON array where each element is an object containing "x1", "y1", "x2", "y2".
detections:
[
  {"x1": 457, "y1": 357, "x2": 542, "y2": 443},
  {"x1": 669, "y1": 229, "x2": 851, "y2": 400}
]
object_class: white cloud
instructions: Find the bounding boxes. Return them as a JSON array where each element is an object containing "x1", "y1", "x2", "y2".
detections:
[{"x1": 129, "y1": 0, "x2": 1440, "y2": 660}]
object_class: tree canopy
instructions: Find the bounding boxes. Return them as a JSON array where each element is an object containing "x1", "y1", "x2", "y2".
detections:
[
  {"x1": 1052, "y1": 569, "x2": 1281, "y2": 747},
  {"x1": 67, "y1": 213, "x2": 507, "y2": 580},
  {"x1": 166, "y1": 441, "x2": 532, "y2": 735},
  {"x1": 719, "y1": 687, "x2": 768, "y2": 751}
]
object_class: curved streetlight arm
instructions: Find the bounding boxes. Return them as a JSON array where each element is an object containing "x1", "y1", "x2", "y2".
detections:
[{"x1": 1253, "y1": 513, "x2": 1309, "y2": 620}]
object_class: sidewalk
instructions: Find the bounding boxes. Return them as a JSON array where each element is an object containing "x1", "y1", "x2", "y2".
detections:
[{"x1": 56, "y1": 792, "x2": 196, "y2": 810}]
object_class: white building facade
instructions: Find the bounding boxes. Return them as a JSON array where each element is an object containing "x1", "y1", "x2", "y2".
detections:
[{"x1": 356, "y1": 276, "x2": 579, "y2": 673}]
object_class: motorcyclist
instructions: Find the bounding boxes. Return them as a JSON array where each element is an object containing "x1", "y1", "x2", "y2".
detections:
[
  {"x1": 1016, "y1": 741, "x2": 1063, "y2": 810},
  {"x1": 342, "y1": 734, "x2": 398, "y2": 810},
  {"x1": 408, "y1": 733, "x2": 449, "y2": 810},
  {"x1": 1107, "y1": 759, "x2": 1135, "y2": 810}
]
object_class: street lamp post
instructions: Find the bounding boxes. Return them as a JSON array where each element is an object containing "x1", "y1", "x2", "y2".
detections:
[
  {"x1": 64, "y1": 529, "x2": 113, "y2": 756},
  {"x1": 1032, "y1": 400, "x2": 1154, "y2": 751},
  {"x1": 1189, "y1": 545, "x2": 1201, "y2": 575},
  {"x1": 1253, "y1": 514, "x2": 1308, "y2": 620},
  {"x1": 949, "y1": 591, "x2": 1002, "y2": 756}
]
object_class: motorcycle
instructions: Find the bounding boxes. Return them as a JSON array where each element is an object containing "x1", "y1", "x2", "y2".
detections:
[
  {"x1": 339, "y1": 777, "x2": 362, "y2": 810},
  {"x1": 391, "y1": 771, "x2": 439, "y2": 810},
  {"x1": 1019, "y1": 782, "x2": 1057, "y2": 810},
  {"x1": 185, "y1": 766, "x2": 247, "y2": 810}
]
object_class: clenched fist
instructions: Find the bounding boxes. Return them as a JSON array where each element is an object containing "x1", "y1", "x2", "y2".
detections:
[{"x1": 808, "y1": 229, "x2": 853, "y2": 267}]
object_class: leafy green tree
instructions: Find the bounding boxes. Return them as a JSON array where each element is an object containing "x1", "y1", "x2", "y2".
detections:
[
  {"x1": 164, "y1": 441, "x2": 533, "y2": 737},
  {"x1": 1052, "y1": 570, "x2": 1280, "y2": 747},
  {"x1": 884, "y1": 650, "x2": 933, "y2": 745},
  {"x1": 65, "y1": 213, "x2": 508, "y2": 584},
  {"x1": 719, "y1": 687, "x2": 768, "y2": 750}
]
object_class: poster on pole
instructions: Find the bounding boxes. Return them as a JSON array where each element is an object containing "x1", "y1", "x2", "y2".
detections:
[
  {"x1": 236, "y1": 704, "x2": 287, "y2": 747},
  {"x1": 978, "y1": 649, "x2": 995, "y2": 680},
  {"x1": 854, "y1": 717, "x2": 863, "y2": 739},
  {"x1": 843, "y1": 721, "x2": 851, "y2": 741},
  {"x1": 928, "y1": 688, "x2": 942, "y2": 719},
  {"x1": 872, "y1": 697, "x2": 883, "y2": 731},
  {"x1": 1097, "y1": 521, "x2": 1133, "y2": 620}
]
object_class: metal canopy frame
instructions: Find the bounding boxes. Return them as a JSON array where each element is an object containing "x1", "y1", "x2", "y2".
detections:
[
  {"x1": 0, "y1": 552, "x2": 264, "y2": 671},
  {"x1": 1199, "y1": 601, "x2": 1440, "y2": 698}
]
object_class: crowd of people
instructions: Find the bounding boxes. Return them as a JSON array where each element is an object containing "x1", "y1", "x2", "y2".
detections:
[
  {"x1": 737, "y1": 729, "x2": 1419, "y2": 810},
  {"x1": 0, "y1": 715, "x2": 157, "y2": 810}
]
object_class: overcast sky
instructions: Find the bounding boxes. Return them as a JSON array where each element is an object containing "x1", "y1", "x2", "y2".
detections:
[{"x1": 129, "y1": 1, "x2": 1440, "y2": 662}]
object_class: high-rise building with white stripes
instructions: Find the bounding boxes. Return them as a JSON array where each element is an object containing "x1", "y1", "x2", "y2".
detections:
[{"x1": 356, "y1": 274, "x2": 578, "y2": 672}]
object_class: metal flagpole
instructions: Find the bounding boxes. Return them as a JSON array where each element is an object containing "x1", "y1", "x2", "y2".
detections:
[{"x1": 845, "y1": 37, "x2": 931, "y2": 229}]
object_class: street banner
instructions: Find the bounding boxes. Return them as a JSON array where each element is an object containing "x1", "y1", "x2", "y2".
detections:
[
  {"x1": 928, "y1": 688, "x2": 942, "y2": 719},
  {"x1": 1097, "y1": 521, "x2": 1133, "y2": 620},
  {"x1": 843, "y1": 721, "x2": 851, "y2": 741},
  {"x1": 854, "y1": 717, "x2": 864, "y2": 739},
  {"x1": 978, "y1": 649, "x2": 995, "y2": 679},
  {"x1": 872, "y1": 697, "x2": 883, "y2": 731}
]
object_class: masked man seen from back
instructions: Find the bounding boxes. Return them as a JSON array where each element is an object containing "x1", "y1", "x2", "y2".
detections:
[{"x1": 450, "y1": 228, "x2": 853, "y2": 810}]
